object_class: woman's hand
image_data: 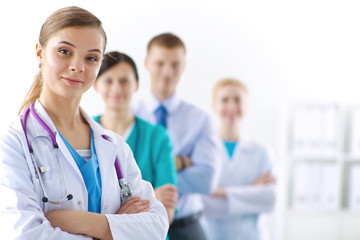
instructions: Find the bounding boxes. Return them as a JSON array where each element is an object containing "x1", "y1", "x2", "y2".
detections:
[
  {"x1": 45, "y1": 211, "x2": 113, "y2": 240},
  {"x1": 154, "y1": 184, "x2": 178, "y2": 209},
  {"x1": 211, "y1": 186, "x2": 227, "y2": 198},
  {"x1": 45, "y1": 210, "x2": 85, "y2": 235},
  {"x1": 253, "y1": 172, "x2": 276, "y2": 185},
  {"x1": 117, "y1": 196, "x2": 150, "y2": 214},
  {"x1": 155, "y1": 184, "x2": 178, "y2": 224}
]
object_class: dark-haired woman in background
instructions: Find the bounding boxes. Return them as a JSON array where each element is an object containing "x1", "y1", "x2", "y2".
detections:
[{"x1": 93, "y1": 52, "x2": 178, "y2": 232}]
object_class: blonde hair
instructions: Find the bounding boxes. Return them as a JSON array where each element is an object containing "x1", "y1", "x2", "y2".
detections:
[
  {"x1": 18, "y1": 6, "x2": 107, "y2": 114},
  {"x1": 212, "y1": 77, "x2": 248, "y2": 101}
]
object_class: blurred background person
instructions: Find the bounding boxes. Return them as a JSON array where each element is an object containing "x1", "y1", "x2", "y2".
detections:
[
  {"x1": 93, "y1": 51, "x2": 178, "y2": 231},
  {"x1": 201, "y1": 78, "x2": 276, "y2": 240},
  {"x1": 132, "y1": 33, "x2": 220, "y2": 240}
]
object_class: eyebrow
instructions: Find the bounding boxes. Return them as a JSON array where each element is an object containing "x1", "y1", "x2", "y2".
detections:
[{"x1": 58, "y1": 41, "x2": 102, "y2": 54}]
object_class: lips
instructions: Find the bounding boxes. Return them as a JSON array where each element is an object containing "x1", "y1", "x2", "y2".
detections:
[{"x1": 62, "y1": 76, "x2": 83, "y2": 85}]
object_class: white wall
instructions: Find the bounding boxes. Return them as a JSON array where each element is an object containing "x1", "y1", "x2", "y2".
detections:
[{"x1": 1, "y1": 1, "x2": 359, "y2": 239}]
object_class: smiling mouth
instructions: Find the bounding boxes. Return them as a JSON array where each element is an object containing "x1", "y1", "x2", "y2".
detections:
[{"x1": 62, "y1": 77, "x2": 83, "y2": 85}]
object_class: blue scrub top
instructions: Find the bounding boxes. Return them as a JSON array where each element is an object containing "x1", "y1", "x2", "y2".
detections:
[{"x1": 59, "y1": 130, "x2": 102, "y2": 213}]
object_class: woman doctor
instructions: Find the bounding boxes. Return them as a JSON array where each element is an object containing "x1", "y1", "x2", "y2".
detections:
[
  {"x1": 93, "y1": 51, "x2": 178, "y2": 225},
  {"x1": 201, "y1": 78, "x2": 276, "y2": 240},
  {"x1": 0, "y1": 6, "x2": 168, "y2": 240}
]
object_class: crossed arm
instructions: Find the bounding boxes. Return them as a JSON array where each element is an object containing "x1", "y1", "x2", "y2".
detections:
[{"x1": 45, "y1": 196, "x2": 150, "y2": 240}]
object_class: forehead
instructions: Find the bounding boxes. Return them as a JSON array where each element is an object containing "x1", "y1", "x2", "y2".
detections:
[
  {"x1": 147, "y1": 45, "x2": 185, "y2": 60},
  {"x1": 216, "y1": 84, "x2": 248, "y2": 97},
  {"x1": 47, "y1": 27, "x2": 105, "y2": 52},
  {"x1": 102, "y1": 62, "x2": 134, "y2": 76}
]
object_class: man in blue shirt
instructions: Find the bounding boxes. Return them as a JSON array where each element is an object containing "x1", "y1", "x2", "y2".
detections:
[{"x1": 132, "y1": 33, "x2": 220, "y2": 240}]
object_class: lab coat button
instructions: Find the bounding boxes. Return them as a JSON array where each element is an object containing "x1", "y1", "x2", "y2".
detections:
[
  {"x1": 104, "y1": 205, "x2": 108, "y2": 209},
  {"x1": 78, "y1": 201, "x2": 82, "y2": 205}
]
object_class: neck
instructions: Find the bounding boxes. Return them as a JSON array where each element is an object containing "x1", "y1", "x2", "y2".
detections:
[
  {"x1": 220, "y1": 121, "x2": 241, "y2": 142},
  {"x1": 151, "y1": 88, "x2": 174, "y2": 102},
  {"x1": 100, "y1": 106, "x2": 134, "y2": 136},
  {"x1": 39, "y1": 93, "x2": 83, "y2": 131}
]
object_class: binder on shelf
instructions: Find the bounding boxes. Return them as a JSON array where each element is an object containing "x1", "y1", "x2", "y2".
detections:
[
  {"x1": 348, "y1": 164, "x2": 360, "y2": 211},
  {"x1": 292, "y1": 163, "x2": 310, "y2": 210},
  {"x1": 350, "y1": 109, "x2": 360, "y2": 156},
  {"x1": 319, "y1": 163, "x2": 338, "y2": 210},
  {"x1": 320, "y1": 106, "x2": 338, "y2": 157},
  {"x1": 291, "y1": 162, "x2": 338, "y2": 211},
  {"x1": 291, "y1": 104, "x2": 338, "y2": 157}
]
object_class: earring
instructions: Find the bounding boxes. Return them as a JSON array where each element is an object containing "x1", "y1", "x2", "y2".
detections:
[{"x1": 39, "y1": 63, "x2": 42, "y2": 68}]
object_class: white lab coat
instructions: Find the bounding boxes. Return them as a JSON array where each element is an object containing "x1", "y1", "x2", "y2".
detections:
[
  {"x1": 201, "y1": 138, "x2": 276, "y2": 240},
  {"x1": 0, "y1": 100, "x2": 168, "y2": 240}
]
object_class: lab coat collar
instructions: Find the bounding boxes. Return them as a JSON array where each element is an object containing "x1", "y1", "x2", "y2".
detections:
[
  {"x1": 219, "y1": 136, "x2": 256, "y2": 161},
  {"x1": 148, "y1": 93, "x2": 181, "y2": 115},
  {"x1": 29, "y1": 100, "x2": 112, "y2": 141},
  {"x1": 28, "y1": 100, "x2": 118, "y2": 188}
]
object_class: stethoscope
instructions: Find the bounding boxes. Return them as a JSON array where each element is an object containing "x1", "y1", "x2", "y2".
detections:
[{"x1": 21, "y1": 102, "x2": 132, "y2": 205}]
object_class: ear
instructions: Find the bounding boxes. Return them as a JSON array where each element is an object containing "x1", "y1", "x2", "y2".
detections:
[
  {"x1": 135, "y1": 81, "x2": 139, "y2": 92},
  {"x1": 181, "y1": 59, "x2": 186, "y2": 73},
  {"x1": 36, "y1": 43, "x2": 43, "y2": 66},
  {"x1": 93, "y1": 80, "x2": 99, "y2": 92},
  {"x1": 144, "y1": 56, "x2": 149, "y2": 70}
]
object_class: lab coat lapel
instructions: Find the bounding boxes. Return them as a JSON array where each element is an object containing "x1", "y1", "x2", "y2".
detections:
[{"x1": 80, "y1": 108, "x2": 119, "y2": 203}]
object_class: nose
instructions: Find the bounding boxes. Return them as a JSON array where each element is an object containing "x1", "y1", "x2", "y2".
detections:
[
  {"x1": 69, "y1": 57, "x2": 85, "y2": 73},
  {"x1": 111, "y1": 80, "x2": 123, "y2": 93},
  {"x1": 162, "y1": 64, "x2": 174, "y2": 76}
]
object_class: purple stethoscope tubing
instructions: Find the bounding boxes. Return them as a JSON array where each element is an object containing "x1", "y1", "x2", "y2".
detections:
[
  {"x1": 21, "y1": 102, "x2": 127, "y2": 203},
  {"x1": 23, "y1": 102, "x2": 124, "y2": 178},
  {"x1": 101, "y1": 135, "x2": 123, "y2": 179}
]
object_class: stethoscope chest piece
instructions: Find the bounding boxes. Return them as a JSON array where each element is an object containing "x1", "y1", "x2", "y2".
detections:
[{"x1": 119, "y1": 178, "x2": 133, "y2": 202}]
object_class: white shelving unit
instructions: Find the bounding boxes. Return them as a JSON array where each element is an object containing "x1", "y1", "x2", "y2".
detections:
[{"x1": 284, "y1": 102, "x2": 360, "y2": 240}]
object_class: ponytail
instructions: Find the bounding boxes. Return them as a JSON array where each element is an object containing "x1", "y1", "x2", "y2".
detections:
[{"x1": 18, "y1": 71, "x2": 42, "y2": 115}]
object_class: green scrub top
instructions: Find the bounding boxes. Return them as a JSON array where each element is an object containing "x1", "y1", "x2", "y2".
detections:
[{"x1": 93, "y1": 115, "x2": 177, "y2": 188}]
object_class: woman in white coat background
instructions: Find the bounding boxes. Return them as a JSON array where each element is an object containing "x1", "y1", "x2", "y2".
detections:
[
  {"x1": 0, "y1": 6, "x2": 168, "y2": 240},
  {"x1": 201, "y1": 78, "x2": 276, "y2": 240}
]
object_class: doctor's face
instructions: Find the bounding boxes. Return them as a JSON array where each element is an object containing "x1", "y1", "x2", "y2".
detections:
[
  {"x1": 213, "y1": 85, "x2": 248, "y2": 125},
  {"x1": 37, "y1": 27, "x2": 105, "y2": 101},
  {"x1": 145, "y1": 45, "x2": 186, "y2": 100},
  {"x1": 94, "y1": 62, "x2": 138, "y2": 111}
]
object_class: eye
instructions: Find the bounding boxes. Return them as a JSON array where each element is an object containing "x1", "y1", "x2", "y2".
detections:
[
  {"x1": 173, "y1": 62, "x2": 180, "y2": 68},
  {"x1": 120, "y1": 78, "x2": 129, "y2": 84},
  {"x1": 221, "y1": 97, "x2": 228, "y2": 103},
  {"x1": 86, "y1": 56, "x2": 98, "y2": 62},
  {"x1": 104, "y1": 78, "x2": 112, "y2": 84},
  {"x1": 58, "y1": 48, "x2": 71, "y2": 55},
  {"x1": 156, "y1": 61, "x2": 164, "y2": 67}
]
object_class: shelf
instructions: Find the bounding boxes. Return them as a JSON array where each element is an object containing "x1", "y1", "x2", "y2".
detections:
[
  {"x1": 286, "y1": 209, "x2": 360, "y2": 216},
  {"x1": 285, "y1": 102, "x2": 360, "y2": 240},
  {"x1": 289, "y1": 156, "x2": 337, "y2": 162},
  {"x1": 343, "y1": 154, "x2": 360, "y2": 162}
]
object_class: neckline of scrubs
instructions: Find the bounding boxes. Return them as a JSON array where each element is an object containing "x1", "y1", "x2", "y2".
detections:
[{"x1": 58, "y1": 129, "x2": 102, "y2": 213}]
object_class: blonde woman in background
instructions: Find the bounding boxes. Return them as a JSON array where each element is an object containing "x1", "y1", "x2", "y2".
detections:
[{"x1": 201, "y1": 78, "x2": 276, "y2": 240}]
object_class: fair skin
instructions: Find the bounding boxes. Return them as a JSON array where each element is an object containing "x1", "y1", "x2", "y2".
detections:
[
  {"x1": 211, "y1": 84, "x2": 276, "y2": 198},
  {"x1": 36, "y1": 26, "x2": 149, "y2": 239},
  {"x1": 145, "y1": 45, "x2": 186, "y2": 101},
  {"x1": 145, "y1": 44, "x2": 191, "y2": 171},
  {"x1": 94, "y1": 61, "x2": 178, "y2": 223}
]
